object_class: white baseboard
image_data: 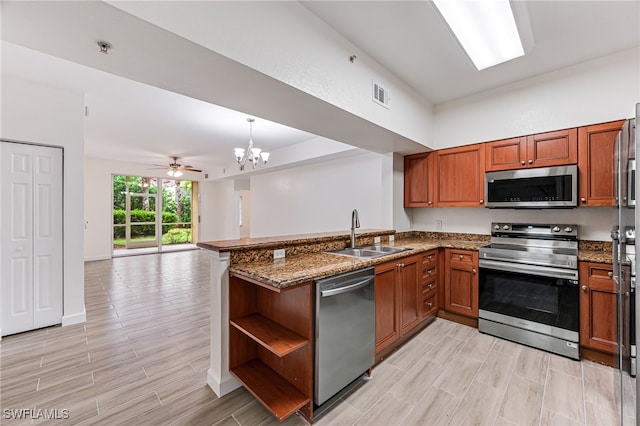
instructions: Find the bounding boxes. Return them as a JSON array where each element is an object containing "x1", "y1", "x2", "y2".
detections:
[
  {"x1": 84, "y1": 255, "x2": 111, "y2": 262},
  {"x1": 207, "y1": 369, "x2": 241, "y2": 397},
  {"x1": 62, "y1": 308, "x2": 86, "y2": 326}
]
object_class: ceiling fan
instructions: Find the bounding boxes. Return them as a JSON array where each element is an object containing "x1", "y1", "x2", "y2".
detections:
[{"x1": 149, "y1": 156, "x2": 202, "y2": 177}]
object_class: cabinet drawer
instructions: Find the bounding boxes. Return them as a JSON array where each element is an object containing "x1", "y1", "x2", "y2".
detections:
[
  {"x1": 422, "y1": 290, "x2": 438, "y2": 317},
  {"x1": 449, "y1": 250, "x2": 473, "y2": 264},
  {"x1": 585, "y1": 263, "x2": 614, "y2": 291},
  {"x1": 423, "y1": 279, "x2": 437, "y2": 292},
  {"x1": 423, "y1": 265, "x2": 437, "y2": 281},
  {"x1": 423, "y1": 250, "x2": 437, "y2": 266}
]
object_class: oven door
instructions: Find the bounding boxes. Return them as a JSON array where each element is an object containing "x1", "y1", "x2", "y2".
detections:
[{"x1": 479, "y1": 259, "x2": 580, "y2": 341}]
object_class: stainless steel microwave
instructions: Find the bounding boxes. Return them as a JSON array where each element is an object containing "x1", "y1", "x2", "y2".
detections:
[{"x1": 484, "y1": 165, "x2": 578, "y2": 208}]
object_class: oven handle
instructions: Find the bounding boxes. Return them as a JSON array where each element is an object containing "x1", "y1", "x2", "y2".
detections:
[{"x1": 479, "y1": 259, "x2": 579, "y2": 280}]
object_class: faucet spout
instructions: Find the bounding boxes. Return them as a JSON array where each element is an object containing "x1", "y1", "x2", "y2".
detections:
[{"x1": 350, "y1": 209, "x2": 360, "y2": 248}]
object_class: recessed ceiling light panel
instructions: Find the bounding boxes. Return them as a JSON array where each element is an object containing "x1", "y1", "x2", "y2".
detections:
[{"x1": 433, "y1": 0, "x2": 525, "y2": 70}]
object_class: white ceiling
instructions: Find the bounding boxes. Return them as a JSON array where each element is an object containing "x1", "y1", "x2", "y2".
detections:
[{"x1": 2, "y1": 1, "x2": 639, "y2": 172}]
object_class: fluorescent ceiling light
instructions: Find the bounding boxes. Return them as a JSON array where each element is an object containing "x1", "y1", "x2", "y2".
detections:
[{"x1": 433, "y1": 0, "x2": 525, "y2": 70}]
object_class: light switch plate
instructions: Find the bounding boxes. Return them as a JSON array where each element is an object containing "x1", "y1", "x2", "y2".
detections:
[{"x1": 273, "y1": 249, "x2": 285, "y2": 259}]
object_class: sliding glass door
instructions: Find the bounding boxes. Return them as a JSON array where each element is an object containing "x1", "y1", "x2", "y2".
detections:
[{"x1": 112, "y1": 175, "x2": 196, "y2": 256}]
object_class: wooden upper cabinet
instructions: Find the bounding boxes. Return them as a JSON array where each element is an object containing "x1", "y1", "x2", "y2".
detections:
[
  {"x1": 435, "y1": 143, "x2": 485, "y2": 207},
  {"x1": 485, "y1": 137, "x2": 527, "y2": 172},
  {"x1": 486, "y1": 129, "x2": 578, "y2": 171},
  {"x1": 404, "y1": 152, "x2": 434, "y2": 207},
  {"x1": 578, "y1": 120, "x2": 625, "y2": 206},
  {"x1": 526, "y1": 128, "x2": 577, "y2": 167}
]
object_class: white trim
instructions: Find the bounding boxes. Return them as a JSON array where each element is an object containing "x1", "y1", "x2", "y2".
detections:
[
  {"x1": 207, "y1": 369, "x2": 240, "y2": 397},
  {"x1": 84, "y1": 255, "x2": 111, "y2": 262},
  {"x1": 62, "y1": 308, "x2": 86, "y2": 326}
]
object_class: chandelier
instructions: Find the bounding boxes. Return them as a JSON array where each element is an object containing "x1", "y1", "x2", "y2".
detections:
[{"x1": 234, "y1": 118, "x2": 270, "y2": 170}]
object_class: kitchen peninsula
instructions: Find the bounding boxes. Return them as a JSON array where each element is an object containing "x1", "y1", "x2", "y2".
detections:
[{"x1": 197, "y1": 229, "x2": 612, "y2": 422}]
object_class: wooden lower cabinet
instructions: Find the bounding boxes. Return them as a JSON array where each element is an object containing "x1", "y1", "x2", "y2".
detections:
[
  {"x1": 375, "y1": 252, "x2": 437, "y2": 358},
  {"x1": 444, "y1": 249, "x2": 479, "y2": 319},
  {"x1": 422, "y1": 250, "x2": 439, "y2": 318},
  {"x1": 579, "y1": 262, "x2": 617, "y2": 356},
  {"x1": 228, "y1": 275, "x2": 313, "y2": 422}
]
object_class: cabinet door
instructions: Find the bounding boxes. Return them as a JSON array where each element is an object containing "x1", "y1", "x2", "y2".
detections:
[
  {"x1": 374, "y1": 262, "x2": 398, "y2": 353},
  {"x1": 444, "y1": 249, "x2": 479, "y2": 318},
  {"x1": 435, "y1": 144, "x2": 486, "y2": 207},
  {"x1": 579, "y1": 262, "x2": 617, "y2": 353},
  {"x1": 485, "y1": 137, "x2": 527, "y2": 172},
  {"x1": 578, "y1": 120, "x2": 625, "y2": 206},
  {"x1": 404, "y1": 152, "x2": 434, "y2": 207},
  {"x1": 399, "y1": 256, "x2": 420, "y2": 336},
  {"x1": 526, "y1": 128, "x2": 577, "y2": 168}
]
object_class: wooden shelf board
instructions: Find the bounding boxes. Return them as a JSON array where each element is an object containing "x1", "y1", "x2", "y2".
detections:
[
  {"x1": 231, "y1": 313, "x2": 308, "y2": 357},
  {"x1": 231, "y1": 359, "x2": 310, "y2": 421}
]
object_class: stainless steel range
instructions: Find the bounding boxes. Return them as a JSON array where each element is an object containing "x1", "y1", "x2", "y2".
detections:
[{"x1": 478, "y1": 223, "x2": 580, "y2": 359}]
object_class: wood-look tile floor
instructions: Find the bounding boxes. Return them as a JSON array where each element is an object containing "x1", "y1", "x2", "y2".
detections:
[{"x1": 0, "y1": 250, "x2": 634, "y2": 425}]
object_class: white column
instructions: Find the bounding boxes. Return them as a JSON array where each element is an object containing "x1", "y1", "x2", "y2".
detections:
[{"x1": 205, "y1": 250, "x2": 241, "y2": 396}]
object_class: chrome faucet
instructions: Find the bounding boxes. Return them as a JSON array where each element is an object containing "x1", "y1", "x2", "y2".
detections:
[{"x1": 350, "y1": 209, "x2": 360, "y2": 248}]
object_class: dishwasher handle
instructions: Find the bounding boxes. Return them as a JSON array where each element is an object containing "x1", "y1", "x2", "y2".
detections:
[{"x1": 320, "y1": 276, "x2": 374, "y2": 298}]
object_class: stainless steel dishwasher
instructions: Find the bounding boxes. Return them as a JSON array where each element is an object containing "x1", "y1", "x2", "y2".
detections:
[{"x1": 314, "y1": 267, "x2": 375, "y2": 408}]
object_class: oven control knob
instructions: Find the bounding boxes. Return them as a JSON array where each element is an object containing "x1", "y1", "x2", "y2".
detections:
[
  {"x1": 564, "y1": 226, "x2": 573, "y2": 233},
  {"x1": 553, "y1": 226, "x2": 561, "y2": 232},
  {"x1": 494, "y1": 224, "x2": 501, "y2": 230},
  {"x1": 502, "y1": 225, "x2": 510, "y2": 230}
]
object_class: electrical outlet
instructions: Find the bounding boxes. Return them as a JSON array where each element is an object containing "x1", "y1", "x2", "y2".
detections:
[
  {"x1": 273, "y1": 249, "x2": 285, "y2": 259},
  {"x1": 374, "y1": 236, "x2": 381, "y2": 244},
  {"x1": 436, "y1": 220, "x2": 443, "y2": 230},
  {"x1": 389, "y1": 235, "x2": 395, "y2": 242}
]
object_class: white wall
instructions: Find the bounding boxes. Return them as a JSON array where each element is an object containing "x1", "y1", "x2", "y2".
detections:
[
  {"x1": 83, "y1": 157, "x2": 202, "y2": 260},
  {"x1": 411, "y1": 207, "x2": 615, "y2": 241},
  {"x1": 434, "y1": 48, "x2": 639, "y2": 149},
  {"x1": 1, "y1": 76, "x2": 86, "y2": 327},
  {"x1": 248, "y1": 152, "x2": 392, "y2": 237}
]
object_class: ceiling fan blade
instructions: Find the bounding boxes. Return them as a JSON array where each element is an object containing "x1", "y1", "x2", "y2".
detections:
[
  {"x1": 148, "y1": 167, "x2": 169, "y2": 170},
  {"x1": 182, "y1": 167, "x2": 202, "y2": 173}
]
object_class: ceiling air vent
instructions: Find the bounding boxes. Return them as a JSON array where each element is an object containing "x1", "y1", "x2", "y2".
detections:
[{"x1": 372, "y1": 81, "x2": 390, "y2": 109}]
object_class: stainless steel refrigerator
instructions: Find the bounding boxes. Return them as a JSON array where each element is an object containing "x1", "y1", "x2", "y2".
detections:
[{"x1": 613, "y1": 103, "x2": 638, "y2": 425}]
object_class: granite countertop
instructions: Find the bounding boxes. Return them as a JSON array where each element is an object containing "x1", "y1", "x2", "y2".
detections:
[
  {"x1": 229, "y1": 237, "x2": 489, "y2": 289},
  {"x1": 578, "y1": 250, "x2": 613, "y2": 264},
  {"x1": 197, "y1": 229, "x2": 394, "y2": 252}
]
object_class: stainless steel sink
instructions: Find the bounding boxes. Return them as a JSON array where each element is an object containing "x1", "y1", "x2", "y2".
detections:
[{"x1": 326, "y1": 245, "x2": 410, "y2": 259}]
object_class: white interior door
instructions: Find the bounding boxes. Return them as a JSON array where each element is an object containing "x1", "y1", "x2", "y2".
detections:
[{"x1": 1, "y1": 142, "x2": 62, "y2": 336}]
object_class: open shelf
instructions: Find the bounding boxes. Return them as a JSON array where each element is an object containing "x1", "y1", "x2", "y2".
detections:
[
  {"x1": 231, "y1": 359, "x2": 310, "y2": 421},
  {"x1": 230, "y1": 313, "x2": 308, "y2": 357}
]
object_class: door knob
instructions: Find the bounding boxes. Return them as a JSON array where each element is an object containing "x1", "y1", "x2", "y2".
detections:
[
  {"x1": 582, "y1": 285, "x2": 588, "y2": 291},
  {"x1": 528, "y1": 159, "x2": 533, "y2": 164},
  {"x1": 472, "y1": 269, "x2": 477, "y2": 274},
  {"x1": 580, "y1": 197, "x2": 587, "y2": 203},
  {"x1": 521, "y1": 160, "x2": 525, "y2": 165}
]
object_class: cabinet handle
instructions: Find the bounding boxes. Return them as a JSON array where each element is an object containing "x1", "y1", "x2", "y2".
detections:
[
  {"x1": 479, "y1": 199, "x2": 484, "y2": 204},
  {"x1": 427, "y1": 269, "x2": 433, "y2": 275},
  {"x1": 428, "y1": 283, "x2": 433, "y2": 289},
  {"x1": 459, "y1": 255, "x2": 463, "y2": 260},
  {"x1": 427, "y1": 302, "x2": 433, "y2": 307},
  {"x1": 521, "y1": 160, "x2": 525, "y2": 165},
  {"x1": 528, "y1": 159, "x2": 533, "y2": 164},
  {"x1": 580, "y1": 197, "x2": 587, "y2": 203},
  {"x1": 472, "y1": 269, "x2": 477, "y2": 274},
  {"x1": 428, "y1": 201, "x2": 432, "y2": 205},
  {"x1": 582, "y1": 285, "x2": 588, "y2": 291},
  {"x1": 608, "y1": 272, "x2": 613, "y2": 278},
  {"x1": 427, "y1": 255, "x2": 433, "y2": 260}
]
